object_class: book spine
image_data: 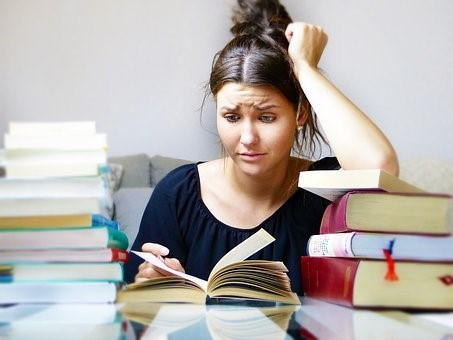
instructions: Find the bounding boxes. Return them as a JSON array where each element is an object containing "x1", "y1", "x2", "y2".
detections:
[
  {"x1": 307, "y1": 233, "x2": 355, "y2": 257},
  {"x1": 92, "y1": 214, "x2": 119, "y2": 230},
  {"x1": 301, "y1": 256, "x2": 358, "y2": 307},
  {"x1": 106, "y1": 228, "x2": 129, "y2": 250},
  {"x1": 319, "y1": 193, "x2": 351, "y2": 234},
  {"x1": 111, "y1": 248, "x2": 129, "y2": 262}
]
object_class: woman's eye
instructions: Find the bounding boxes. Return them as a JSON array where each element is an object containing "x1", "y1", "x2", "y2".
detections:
[
  {"x1": 259, "y1": 115, "x2": 276, "y2": 123},
  {"x1": 224, "y1": 114, "x2": 240, "y2": 123}
]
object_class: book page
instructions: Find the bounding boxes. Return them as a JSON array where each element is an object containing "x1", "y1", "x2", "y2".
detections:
[
  {"x1": 131, "y1": 251, "x2": 209, "y2": 291},
  {"x1": 132, "y1": 228, "x2": 275, "y2": 292},
  {"x1": 209, "y1": 228, "x2": 275, "y2": 278}
]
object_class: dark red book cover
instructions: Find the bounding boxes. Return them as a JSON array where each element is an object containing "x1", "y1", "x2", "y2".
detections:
[
  {"x1": 301, "y1": 256, "x2": 357, "y2": 307},
  {"x1": 319, "y1": 190, "x2": 453, "y2": 235},
  {"x1": 319, "y1": 193, "x2": 350, "y2": 234}
]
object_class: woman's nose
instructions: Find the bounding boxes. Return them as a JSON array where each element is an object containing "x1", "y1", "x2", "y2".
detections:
[{"x1": 240, "y1": 121, "x2": 259, "y2": 145}]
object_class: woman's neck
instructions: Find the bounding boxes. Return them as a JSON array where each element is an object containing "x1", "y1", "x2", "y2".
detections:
[{"x1": 224, "y1": 156, "x2": 303, "y2": 204}]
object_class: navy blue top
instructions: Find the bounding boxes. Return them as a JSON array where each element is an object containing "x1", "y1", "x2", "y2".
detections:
[{"x1": 124, "y1": 157, "x2": 339, "y2": 295}]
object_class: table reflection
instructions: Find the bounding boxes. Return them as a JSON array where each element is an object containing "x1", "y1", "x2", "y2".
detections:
[{"x1": 121, "y1": 301, "x2": 299, "y2": 340}]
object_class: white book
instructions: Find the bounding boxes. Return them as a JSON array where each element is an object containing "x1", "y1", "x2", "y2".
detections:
[
  {"x1": 5, "y1": 162, "x2": 102, "y2": 178},
  {"x1": 0, "y1": 197, "x2": 101, "y2": 217},
  {"x1": 298, "y1": 169, "x2": 423, "y2": 201},
  {"x1": 0, "y1": 176, "x2": 107, "y2": 199},
  {"x1": 4, "y1": 133, "x2": 108, "y2": 150},
  {"x1": 307, "y1": 232, "x2": 453, "y2": 261},
  {"x1": 4, "y1": 148, "x2": 107, "y2": 165},
  {"x1": 8, "y1": 121, "x2": 97, "y2": 135}
]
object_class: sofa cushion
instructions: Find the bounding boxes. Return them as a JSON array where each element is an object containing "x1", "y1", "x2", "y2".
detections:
[
  {"x1": 400, "y1": 157, "x2": 453, "y2": 194},
  {"x1": 113, "y1": 187, "x2": 153, "y2": 249},
  {"x1": 149, "y1": 154, "x2": 192, "y2": 187},
  {"x1": 108, "y1": 153, "x2": 150, "y2": 188}
]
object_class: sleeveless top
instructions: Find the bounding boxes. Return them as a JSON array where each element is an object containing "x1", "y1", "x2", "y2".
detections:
[{"x1": 124, "y1": 157, "x2": 339, "y2": 295}]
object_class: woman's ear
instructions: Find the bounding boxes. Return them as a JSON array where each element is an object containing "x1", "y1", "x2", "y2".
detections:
[{"x1": 296, "y1": 104, "x2": 309, "y2": 127}]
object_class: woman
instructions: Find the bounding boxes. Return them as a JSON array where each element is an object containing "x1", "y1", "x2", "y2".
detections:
[{"x1": 124, "y1": 0, "x2": 398, "y2": 295}]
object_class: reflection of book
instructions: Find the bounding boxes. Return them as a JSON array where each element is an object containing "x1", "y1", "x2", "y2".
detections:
[
  {"x1": 0, "y1": 197, "x2": 101, "y2": 217},
  {"x1": 320, "y1": 191, "x2": 453, "y2": 234},
  {"x1": 0, "y1": 262, "x2": 123, "y2": 282},
  {"x1": 307, "y1": 232, "x2": 453, "y2": 261},
  {"x1": 296, "y1": 297, "x2": 453, "y2": 340},
  {"x1": 0, "y1": 247, "x2": 129, "y2": 263},
  {"x1": 0, "y1": 226, "x2": 128, "y2": 250},
  {"x1": 0, "y1": 213, "x2": 119, "y2": 229},
  {"x1": 298, "y1": 169, "x2": 423, "y2": 202},
  {"x1": 117, "y1": 229, "x2": 300, "y2": 305},
  {"x1": 205, "y1": 304, "x2": 297, "y2": 340},
  {"x1": 0, "y1": 302, "x2": 125, "y2": 339},
  {"x1": 121, "y1": 303, "x2": 206, "y2": 337},
  {"x1": 121, "y1": 302, "x2": 298, "y2": 340},
  {"x1": 301, "y1": 256, "x2": 453, "y2": 310},
  {"x1": 0, "y1": 283, "x2": 119, "y2": 304}
]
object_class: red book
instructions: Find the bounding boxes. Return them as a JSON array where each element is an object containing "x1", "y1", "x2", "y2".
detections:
[
  {"x1": 320, "y1": 191, "x2": 453, "y2": 235},
  {"x1": 0, "y1": 247, "x2": 129, "y2": 263},
  {"x1": 301, "y1": 256, "x2": 453, "y2": 310}
]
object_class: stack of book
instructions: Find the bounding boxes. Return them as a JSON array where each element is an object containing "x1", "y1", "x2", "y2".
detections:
[
  {"x1": 298, "y1": 168, "x2": 453, "y2": 310},
  {"x1": 0, "y1": 121, "x2": 129, "y2": 304}
]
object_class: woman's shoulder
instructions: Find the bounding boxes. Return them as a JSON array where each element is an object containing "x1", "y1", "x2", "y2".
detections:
[{"x1": 153, "y1": 162, "x2": 201, "y2": 194}]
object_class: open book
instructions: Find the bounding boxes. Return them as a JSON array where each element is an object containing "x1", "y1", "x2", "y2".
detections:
[{"x1": 116, "y1": 229, "x2": 300, "y2": 305}]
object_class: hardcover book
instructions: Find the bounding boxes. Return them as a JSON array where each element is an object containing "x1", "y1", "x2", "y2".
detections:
[
  {"x1": 117, "y1": 229, "x2": 300, "y2": 305},
  {"x1": 0, "y1": 262, "x2": 123, "y2": 283},
  {"x1": 8, "y1": 121, "x2": 97, "y2": 135},
  {"x1": 0, "y1": 197, "x2": 101, "y2": 217},
  {"x1": 0, "y1": 226, "x2": 128, "y2": 250},
  {"x1": 320, "y1": 191, "x2": 453, "y2": 235},
  {"x1": 4, "y1": 133, "x2": 108, "y2": 150},
  {"x1": 0, "y1": 213, "x2": 118, "y2": 229},
  {"x1": 298, "y1": 169, "x2": 424, "y2": 202},
  {"x1": 301, "y1": 256, "x2": 453, "y2": 310},
  {"x1": 0, "y1": 176, "x2": 107, "y2": 199},
  {"x1": 0, "y1": 247, "x2": 129, "y2": 263},
  {"x1": 307, "y1": 232, "x2": 453, "y2": 261}
]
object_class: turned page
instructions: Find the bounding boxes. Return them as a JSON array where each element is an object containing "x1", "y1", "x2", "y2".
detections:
[{"x1": 132, "y1": 228, "x2": 275, "y2": 292}]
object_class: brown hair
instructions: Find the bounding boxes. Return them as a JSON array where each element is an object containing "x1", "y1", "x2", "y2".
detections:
[{"x1": 203, "y1": 0, "x2": 328, "y2": 159}]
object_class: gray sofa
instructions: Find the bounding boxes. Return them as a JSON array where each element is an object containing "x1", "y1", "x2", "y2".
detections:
[{"x1": 107, "y1": 154, "x2": 191, "y2": 248}]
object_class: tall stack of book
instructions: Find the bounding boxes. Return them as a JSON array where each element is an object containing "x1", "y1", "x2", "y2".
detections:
[
  {"x1": 0, "y1": 121, "x2": 129, "y2": 304},
  {"x1": 298, "y1": 169, "x2": 453, "y2": 310}
]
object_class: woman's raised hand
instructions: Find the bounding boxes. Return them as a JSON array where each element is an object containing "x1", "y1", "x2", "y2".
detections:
[
  {"x1": 134, "y1": 242, "x2": 185, "y2": 283},
  {"x1": 285, "y1": 22, "x2": 328, "y2": 74}
]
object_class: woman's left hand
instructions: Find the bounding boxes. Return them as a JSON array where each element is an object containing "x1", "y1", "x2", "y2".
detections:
[{"x1": 285, "y1": 22, "x2": 328, "y2": 73}]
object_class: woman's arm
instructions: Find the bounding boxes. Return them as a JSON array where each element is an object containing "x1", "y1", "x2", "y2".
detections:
[{"x1": 286, "y1": 22, "x2": 399, "y2": 175}]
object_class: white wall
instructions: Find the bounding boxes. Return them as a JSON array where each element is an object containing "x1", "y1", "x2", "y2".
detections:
[{"x1": 0, "y1": 0, "x2": 452, "y2": 162}]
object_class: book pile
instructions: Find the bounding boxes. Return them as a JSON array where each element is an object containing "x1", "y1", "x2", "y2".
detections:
[
  {"x1": 298, "y1": 168, "x2": 453, "y2": 310},
  {"x1": 0, "y1": 121, "x2": 129, "y2": 304}
]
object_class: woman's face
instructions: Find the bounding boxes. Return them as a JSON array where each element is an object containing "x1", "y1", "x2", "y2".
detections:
[{"x1": 216, "y1": 83, "x2": 298, "y2": 177}]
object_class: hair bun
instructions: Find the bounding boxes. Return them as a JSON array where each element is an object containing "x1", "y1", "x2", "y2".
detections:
[{"x1": 231, "y1": 0, "x2": 292, "y2": 36}]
